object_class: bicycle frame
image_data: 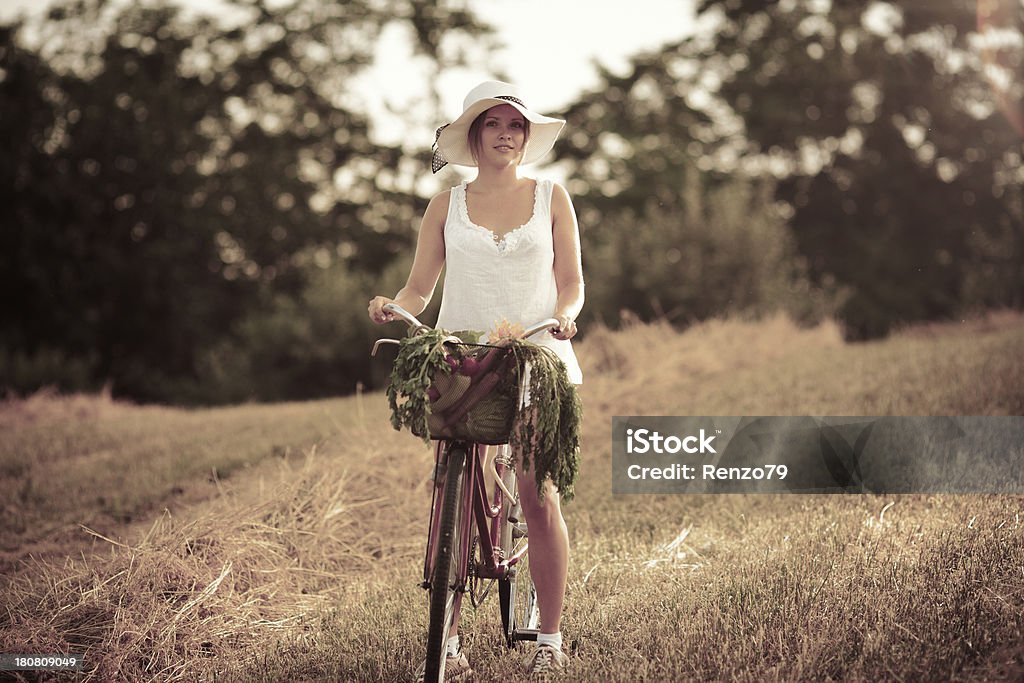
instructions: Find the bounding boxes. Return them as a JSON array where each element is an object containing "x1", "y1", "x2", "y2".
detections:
[{"x1": 422, "y1": 439, "x2": 526, "y2": 598}]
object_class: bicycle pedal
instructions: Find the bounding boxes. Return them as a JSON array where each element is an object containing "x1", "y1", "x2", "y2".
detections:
[{"x1": 508, "y1": 502, "x2": 523, "y2": 525}]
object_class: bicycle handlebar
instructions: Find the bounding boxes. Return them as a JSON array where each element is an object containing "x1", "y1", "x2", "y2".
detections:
[
  {"x1": 372, "y1": 303, "x2": 562, "y2": 356},
  {"x1": 382, "y1": 303, "x2": 431, "y2": 334}
]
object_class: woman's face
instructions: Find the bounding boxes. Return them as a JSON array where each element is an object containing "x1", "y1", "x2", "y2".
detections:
[{"x1": 470, "y1": 104, "x2": 529, "y2": 166}]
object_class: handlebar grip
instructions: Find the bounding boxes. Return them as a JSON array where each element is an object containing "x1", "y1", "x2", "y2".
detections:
[
  {"x1": 522, "y1": 318, "x2": 561, "y2": 339},
  {"x1": 382, "y1": 303, "x2": 428, "y2": 333}
]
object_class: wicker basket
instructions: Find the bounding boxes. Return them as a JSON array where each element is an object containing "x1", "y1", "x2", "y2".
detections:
[{"x1": 412, "y1": 344, "x2": 518, "y2": 445}]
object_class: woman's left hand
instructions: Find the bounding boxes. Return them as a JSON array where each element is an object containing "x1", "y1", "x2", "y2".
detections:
[{"x1": 551, "y1": 315, "x2": 577, "y2": 340}]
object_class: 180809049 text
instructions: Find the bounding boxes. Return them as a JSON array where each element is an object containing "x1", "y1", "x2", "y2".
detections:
[{"x1": 0, "y1": 654, "x2": 86, "y2": 671}]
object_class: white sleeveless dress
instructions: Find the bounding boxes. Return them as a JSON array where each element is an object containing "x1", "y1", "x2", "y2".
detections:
[{"x1": 435, "y1": 178, "x2": 583, "y2": 384}]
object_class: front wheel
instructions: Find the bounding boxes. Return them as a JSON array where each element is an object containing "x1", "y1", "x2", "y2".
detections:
[{"x1": 423, "y1": 447, "x2": 468, "y2": 682}]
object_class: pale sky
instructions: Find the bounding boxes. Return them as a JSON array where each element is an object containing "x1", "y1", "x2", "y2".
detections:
[
  {"x1": 355, "y1": 0, "x2": 696, "y2": 166},
  {"x1": 2, "y1": 0, "x2": 695, "y2": 120},
  {"x1": 2, "y1": 0, "x2": 695, "y2": 184},
  {"x1": 436, "y1": 0, "x2": 695, "y2": 114}
]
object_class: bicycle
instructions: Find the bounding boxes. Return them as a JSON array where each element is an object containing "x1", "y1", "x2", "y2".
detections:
[{"x1": 372, "y1": 303, "x2": 560, "y2": 683}]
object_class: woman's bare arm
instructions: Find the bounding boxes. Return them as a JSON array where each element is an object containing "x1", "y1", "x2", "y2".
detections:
[
  {"x1": 368, "y1": 190, "x2": 448, "y2": 322},
  {"x1": 550, "y1": 182, "x2": 584, "y2": 340}
]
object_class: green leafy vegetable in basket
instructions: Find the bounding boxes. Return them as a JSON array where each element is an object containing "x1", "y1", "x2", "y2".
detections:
[
  {"x1": 386, "y1": 328, "x2": 460, "y2": 442},
  {"x1": 386, "y1": 329, "x2": 582, "y2": 501},
  {"x1": 506, "y1": 340, "x2": 582, "y2": 501}
]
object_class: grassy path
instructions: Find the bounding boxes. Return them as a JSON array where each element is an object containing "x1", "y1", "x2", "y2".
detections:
[
  {"x1": 2, "y1": 313, "x2": 1023, "y2": 681},
  {"x1": 0, "y1": 395, "x2": 361, "y2": 572}
]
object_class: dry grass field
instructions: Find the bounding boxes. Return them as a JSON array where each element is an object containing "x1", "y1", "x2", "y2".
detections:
[{"x1": 2, "y1": 311, "x2": 1023, "y2": 681}]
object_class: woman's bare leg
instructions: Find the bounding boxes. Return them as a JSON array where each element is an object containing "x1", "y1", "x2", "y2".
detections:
[{"x1": 516, "y1": 458, "x2": 569, "y2": 634}]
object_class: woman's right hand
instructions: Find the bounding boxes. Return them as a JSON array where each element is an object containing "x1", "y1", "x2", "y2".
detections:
[{"x1": 368, "y1": 296, "x2": 396, "y2": 325}]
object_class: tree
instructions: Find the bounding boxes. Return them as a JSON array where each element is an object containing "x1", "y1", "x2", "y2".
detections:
[
  {"x1": 552, "y1": 1, "x2": 1023, "y2": 339},
  {"x1": 0, "y1": 0, "x2": 494, "y2": 402},
  {"x1": 692, "y1": 0, "x2": 1024, "y2": 338},
  {"x1": 553, "y1": 56, "x2": 824, "y2": 329}
]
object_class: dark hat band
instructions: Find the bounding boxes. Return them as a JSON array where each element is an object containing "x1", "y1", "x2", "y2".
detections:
[
  {"x1": 431, "y1": 124, "x2": 450, "y2": 173},
  {"x1": 494, "y1": 95, "x2": 526, "y2": 107}
]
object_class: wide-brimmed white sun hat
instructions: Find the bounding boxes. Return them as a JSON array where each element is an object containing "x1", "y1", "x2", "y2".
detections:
[{"x1": 431, "y1": 81, "x2": 565, "y2": 173}]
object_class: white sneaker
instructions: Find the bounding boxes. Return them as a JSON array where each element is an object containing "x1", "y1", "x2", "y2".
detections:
[
  {"x1": 522, "y1": 644, "x2": 568, "y2": 679},
  {"x1": 415, "y1": 650, "x2": 472, "y2": 682}
]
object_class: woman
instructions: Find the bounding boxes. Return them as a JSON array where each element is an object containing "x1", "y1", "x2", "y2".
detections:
[{"x1": 368, "y1": 80, "x2": 584, "y2": 678}]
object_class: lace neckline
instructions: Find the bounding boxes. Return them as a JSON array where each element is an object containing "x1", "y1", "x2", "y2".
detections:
[{"x1": 457, "y1": 179, "x2": 542, "y2": 248}]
